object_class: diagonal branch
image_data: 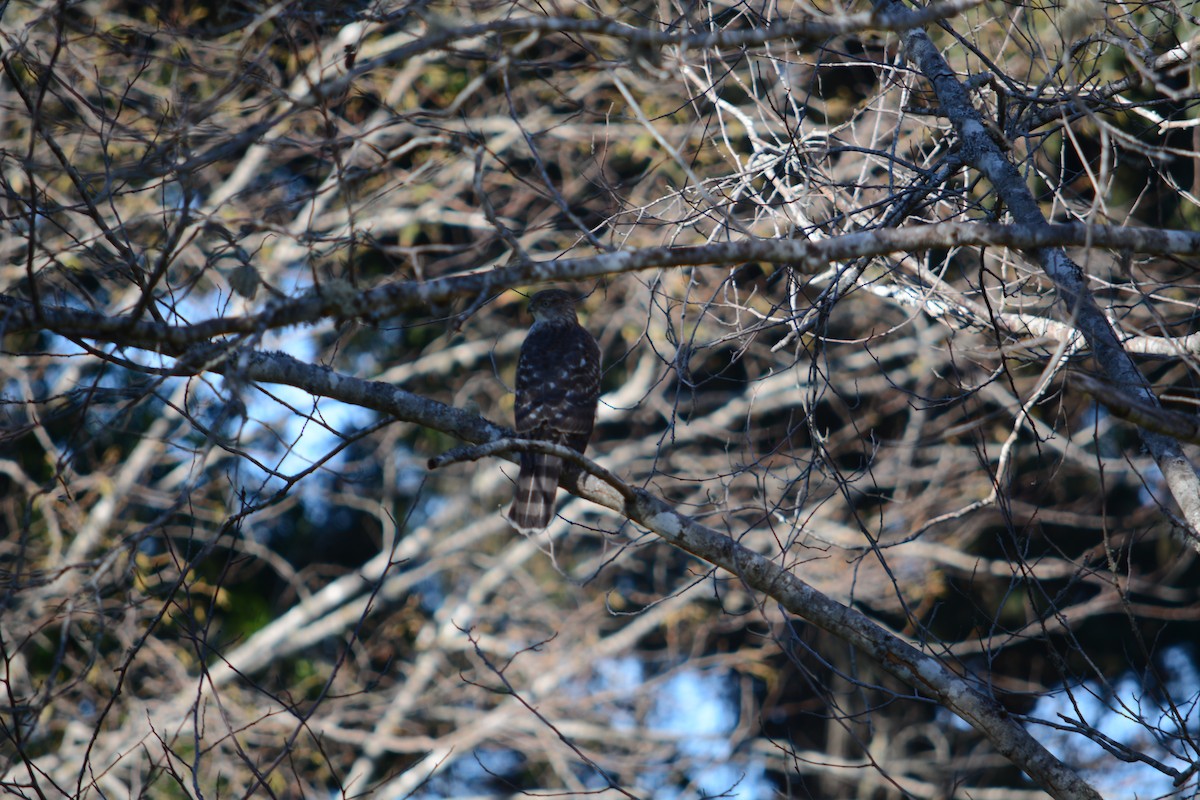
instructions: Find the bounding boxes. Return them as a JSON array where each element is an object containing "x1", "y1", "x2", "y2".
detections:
[
  {"x1": 877, "y1": 0, "x2": 1200, "y2": 541},
  {"x1": 161, "y1": 345, "x2": 1099, "y2": 800}
]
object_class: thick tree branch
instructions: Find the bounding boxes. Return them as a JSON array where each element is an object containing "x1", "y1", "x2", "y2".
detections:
[
  {"x1": 878, "y1": 0, "x2": 1200, "y2": 539},
  {"x1": 615, "y1": 491, "x2": 1103, "y2": 800},
  {"x1": 5, "y1": 222, "x2": 1200, "y2": 353},
  {"x1": 141, "y1": 345, "x2": 1099, "y2": 799}
]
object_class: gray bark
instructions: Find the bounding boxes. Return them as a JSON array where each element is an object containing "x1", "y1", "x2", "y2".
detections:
[{"x1": 877, "y1": 0, "x2": 1200, "y2": 540}]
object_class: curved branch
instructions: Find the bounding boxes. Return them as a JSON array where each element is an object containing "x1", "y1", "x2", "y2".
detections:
[{"x1": 153, "y1": 344, "x2": 1099, "y2": 800}]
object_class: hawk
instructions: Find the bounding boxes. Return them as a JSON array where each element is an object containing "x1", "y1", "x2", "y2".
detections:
[{"x1": 505, "y1": 290, "x2": 601, "y2": 534}]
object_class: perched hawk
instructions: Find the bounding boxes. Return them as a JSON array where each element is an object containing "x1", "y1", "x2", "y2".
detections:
[{"x1": 505, "y1": 290, "x2": 601, "y2": 534}]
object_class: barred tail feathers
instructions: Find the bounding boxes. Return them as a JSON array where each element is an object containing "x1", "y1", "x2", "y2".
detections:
[{"x1": 505, "y1": 451, "x2": 562, "y2": 534}]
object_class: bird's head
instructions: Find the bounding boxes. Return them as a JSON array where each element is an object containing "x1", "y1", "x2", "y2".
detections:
[{"x1": 527, "y1": 289, "x2": 579, "y2": 323}]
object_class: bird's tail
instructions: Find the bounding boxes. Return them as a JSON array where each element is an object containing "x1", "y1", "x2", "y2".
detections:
[{"x1": 505, "y1": 452, "x2": 561, "y2": 534}]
